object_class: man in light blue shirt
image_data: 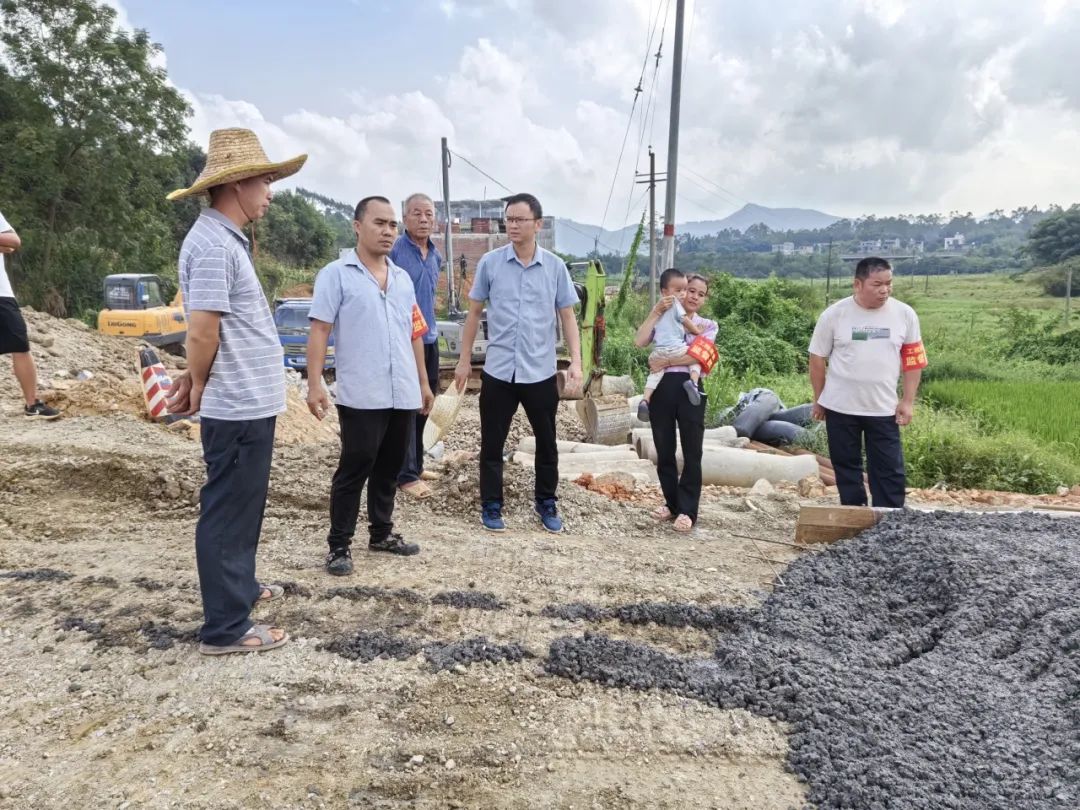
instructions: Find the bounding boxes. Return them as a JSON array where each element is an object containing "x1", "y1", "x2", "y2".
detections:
[
  {"x1": 454, "y1": 193, "x2": 581, "y2": 534},
  {"x1": 389, "y1": 193, "x2": 442, "y2": 498},
  {"x1": 306, "y1": 196, "x2": 435, "y2": 576}
]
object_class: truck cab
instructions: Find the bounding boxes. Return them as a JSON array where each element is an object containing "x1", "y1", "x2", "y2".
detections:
[{"x1": 274, "y1": 298, "x2": 335, "y2": 375}]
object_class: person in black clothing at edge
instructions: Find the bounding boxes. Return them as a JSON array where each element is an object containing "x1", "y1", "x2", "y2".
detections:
[{"x1": 635, "y1": 271, "x2": 719, "y2": 533}]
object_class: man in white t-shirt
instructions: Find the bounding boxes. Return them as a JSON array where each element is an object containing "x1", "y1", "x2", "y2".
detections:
[
  {"x1": 0, "y1": 210, "x2": 60, "y2": 419},
  {"x1": 808, "y1": 257, "x2": 928, "y2": 507}
]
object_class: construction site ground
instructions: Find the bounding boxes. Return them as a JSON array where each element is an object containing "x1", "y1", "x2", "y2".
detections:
[{"x1": 1, "y1": 310, "x2": 1078, "y2": 809}]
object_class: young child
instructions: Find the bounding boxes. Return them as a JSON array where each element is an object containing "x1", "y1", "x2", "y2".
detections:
[{"x1": 637, "y1": 270, "x2": 702, "y2": 423}]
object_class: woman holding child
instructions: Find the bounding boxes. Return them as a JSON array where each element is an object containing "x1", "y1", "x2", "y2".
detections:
[{"x1": 634, "y1": 271, "x2": 718, "y2": 532}]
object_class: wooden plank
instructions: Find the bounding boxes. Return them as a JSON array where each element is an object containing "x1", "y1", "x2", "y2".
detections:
[{"x1": 795, "y1": 504, "x2": 889, "y2": 545}]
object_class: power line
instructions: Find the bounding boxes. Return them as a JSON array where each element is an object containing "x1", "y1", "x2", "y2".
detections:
[
  {"x1": 447, "y1": 149, "x2": 511, "y2": 193},
  {"x1": 598, "y1": 0, "x2": 668, "y2": 240},
  {"x1": 678, "y1": 170, "x2": 741, "y2": 210},
  {"x1": 682, "y1": 164, "x2": 746, "y2": 206}
]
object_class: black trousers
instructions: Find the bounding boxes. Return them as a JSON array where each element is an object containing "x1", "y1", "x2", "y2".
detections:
[
  {"x1": 329, "y1": 405, "x2": 413, "y2": 549},
  {"x1": 479, "y1": 372, "x2": 559, "y2": 505},
  {"x1": 398, "y1": 342, "x2": 441, "y2": 485},
  {"x1": 825, "y1": 408, "x2": 906, "y2": 508},
  {"x1": 196, "y1": 416, "x2": 276, "y2": 645},
  {"x1": 650, "y1": 372, "x2": 706, "y2": 523}
]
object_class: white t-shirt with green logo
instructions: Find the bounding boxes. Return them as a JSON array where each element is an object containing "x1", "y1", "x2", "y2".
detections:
[
  {"x1": 0, "y1": 211, "x2": 14, "y2": 299},
  {"x1": 809, "y1": 296, "x2": 922, "y2": 417}
]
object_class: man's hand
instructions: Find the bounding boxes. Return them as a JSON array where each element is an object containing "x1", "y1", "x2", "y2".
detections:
[
  {"x1": 454, "y1": 358, "x2": 471, "y2": 394},
  {"x1": 165, "y1": 371, "x2": 203, "y2": 416},
  {"x1": 653, "y1": 295, "x2": 675, "y2": 316},
  {"x1": 420, "y1": 383, "x2": 435, "y2": 416},
  {"x1": 811, "y1": 402, "x2": 827, "y2": 421},
  {"x1": 0, "y1": 246, "x2": 14, "y2": 254},
  {"x1": 649, "y1": 355, "x2": 669, "y2": 374},
  {"x1": 563, "y1": 362, "x2": 583, "y2": 396},
  {"x1": 895, "y1": 400, "x2": 914, "y2": 426},
  {"x1": 307, "y1": 381, "x2": 332, "y2": 421}
]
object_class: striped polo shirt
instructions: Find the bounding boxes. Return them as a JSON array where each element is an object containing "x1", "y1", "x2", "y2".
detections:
[{"x1": 178, "y1": 209, "x2": 285, "y2": 421}]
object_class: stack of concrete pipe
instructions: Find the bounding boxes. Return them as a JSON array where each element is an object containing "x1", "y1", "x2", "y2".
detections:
[
  {"x1": 515, "y1": 438, "x2": 659, "y2": 484},
  {"x1": 626, "y1": 398, "x2": 818, "y2": 487}
]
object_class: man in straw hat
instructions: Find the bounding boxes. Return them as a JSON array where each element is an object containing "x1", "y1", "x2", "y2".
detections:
[
  {"x1": 306, "y1": 196, "x2": 435, "y2": 576},
  {"x1": 165, "y1": 127, "x2": 306, "y2": 655}
]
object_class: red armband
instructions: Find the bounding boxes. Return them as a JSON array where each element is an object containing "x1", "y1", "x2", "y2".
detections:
[
  {"x1": 900, "y1": 341, "x2": 928, "y2": 370},
  {"x1": 411, "y1": 304, "x2": 428, "y2": 340},
  {"x1": 686, "y1": 336, "x2": 719, "y2": 374}
]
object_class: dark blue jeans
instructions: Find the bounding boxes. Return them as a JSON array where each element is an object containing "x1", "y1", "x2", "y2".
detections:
[
  {"x1": 397, "y1": 342, "x2": 441, "y2": 486},
  {"x1": 196, "y1": 416, "x2": 276, "y2": 645},
  {"x1": 824, "y1": 408, "x2": 905, "y2": 508}
]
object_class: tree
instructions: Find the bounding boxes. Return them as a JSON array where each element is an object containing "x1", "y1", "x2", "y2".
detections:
[
  {"x1": 1028, "y1": 206, "x2": 1080, "y2": 322},
  {"x1": 259, "y1": 191, "x2": 336, "y2": 268},
  {"x1": 0, "y1": 0, "x2": 190, "y2": 316}
]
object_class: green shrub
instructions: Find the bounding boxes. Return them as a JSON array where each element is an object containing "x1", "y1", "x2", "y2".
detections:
[{"x1": 902, "y1": 408, "x2": 1080, "y2": 493}]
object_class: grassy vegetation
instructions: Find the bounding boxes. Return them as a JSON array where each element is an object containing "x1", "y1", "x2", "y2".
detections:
[{"x1": 602, "y1": 270, "x2": 1080, "y2": 493}]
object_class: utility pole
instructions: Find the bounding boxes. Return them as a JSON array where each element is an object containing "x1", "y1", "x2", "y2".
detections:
[
  {"x1": 660, "y1": 0, "x2": 686, "y2": 270},
  {"x1": 825, "y1": 239, "x2": 833, "y2": 305},
  {"x1": 649, "y1": 148, "x2": 658, "y2": 306},
  {"x1": 635, "y1": 151, "x2": 666, "y2": 307},
  {"x1": 441, "y1": 137, "x2": 455, "y2": 314}
]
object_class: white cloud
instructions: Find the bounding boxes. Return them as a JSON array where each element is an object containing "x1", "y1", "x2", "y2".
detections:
[{"x1": 139, "y1": 0, "x2": 1080, "y2": 221}]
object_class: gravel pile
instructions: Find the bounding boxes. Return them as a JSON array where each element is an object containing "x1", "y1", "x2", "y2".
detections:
[
  {"x1": 546, "y1": 511, "x2": 1080, "y2": 809},
  {"x1": 542, "y1": 601, "x2": 750, "y2": 631},
  {"x1": 424, "y1": 636, "x2": 533, "y2": 672},
  {"x1": 431, "y1": 591, "x2": 507, "y2": 611}
]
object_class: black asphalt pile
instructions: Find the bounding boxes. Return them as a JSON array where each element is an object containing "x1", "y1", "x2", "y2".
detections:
[
  {"x1": 424, "y1": 636, "x2": 532, "y2": 672},
  {"x1": 546, "y1": 511, "x2": 1080, "y2": 809},
  {"x1": 431, "y1": 591, "x2": 506, "y2": 611},
  {"x1": 323, "y1": 630, "x2": 423, "y2": 663},
  {"x1": 0, "y1": 568, "x2": 74, "y2": 582},
  {"x1": 541, "y1": 601, "x2": 749, "y2": 631},
  {"x1": 323, "y1": 585, "x2": 426, "y2": 605}
]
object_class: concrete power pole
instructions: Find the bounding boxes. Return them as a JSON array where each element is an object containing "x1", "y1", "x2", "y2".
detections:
[
  {"x1": 441, "y1": 137, "x2": 455, "y2": 313},
  {"x1": 660, "y1": 0, "x2": 686, "y2": 270},
  {"x1": 649, "y1": 148, "x2": 658, "y2": 306}
]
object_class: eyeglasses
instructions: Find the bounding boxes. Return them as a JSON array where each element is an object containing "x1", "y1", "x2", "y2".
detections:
[{"x1": 505, "y1": 216, "x2": 538, "y2": 225}]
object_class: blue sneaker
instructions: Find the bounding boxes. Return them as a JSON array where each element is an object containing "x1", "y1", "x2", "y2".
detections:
[
  {"x1": 535, "y1": 498, "x2": 563, "y2": 533},
  {"x1": 481, "y1": 501, "x2": 506, "y2": 532}
]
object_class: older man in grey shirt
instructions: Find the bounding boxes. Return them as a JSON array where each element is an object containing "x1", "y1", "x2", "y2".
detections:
[{"x1": 307, "y1": 195, "x2": 435, "y2": 576}]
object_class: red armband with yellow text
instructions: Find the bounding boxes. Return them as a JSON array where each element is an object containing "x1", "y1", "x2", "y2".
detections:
[
  {"x1": 686, "y1": 336, "x2": 719, "y2": 374},
  {"x1": 411, "y1": 304, "x2": 428, "y2": 340},
  {"x1": 900, "y1": 341, "x2": 928, "y2": 370}
]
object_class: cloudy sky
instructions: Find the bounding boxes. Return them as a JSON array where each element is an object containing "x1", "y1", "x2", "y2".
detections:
[{"x1": 115, "y1": 0, "x2": 1080, "y2": 228}]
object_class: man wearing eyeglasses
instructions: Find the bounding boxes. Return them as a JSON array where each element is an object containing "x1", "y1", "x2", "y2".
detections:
[
  {"x1": 454, "y1": 193, "x2": 581, "y2": 534},
  {"x1": 390, "y1": 193, "x2": 442, "y2": 500}
]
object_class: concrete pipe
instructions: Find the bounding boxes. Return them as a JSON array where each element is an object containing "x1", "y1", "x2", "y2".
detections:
[
  {"x1": 512, "y1": 450, "x2": 638, "y2": 466},
  {"x1": 518, "y1": 437, "x2": 635, "y2": 455},
  {"x1": 634, "y1": 440, "x2": 817, "y2": 485}
]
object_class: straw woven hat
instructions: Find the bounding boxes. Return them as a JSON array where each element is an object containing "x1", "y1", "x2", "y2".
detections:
[
  {"x1": 423, "y1": 388, "x2": 464, "y2": 451},
  {"x1": 167, "y1": 128, "x2": 307, "y2": 201}
]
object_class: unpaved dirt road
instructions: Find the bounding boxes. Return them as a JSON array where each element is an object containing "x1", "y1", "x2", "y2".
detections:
[{"x1": 1, "y1": 368, "x2": 807, "y2": 809}]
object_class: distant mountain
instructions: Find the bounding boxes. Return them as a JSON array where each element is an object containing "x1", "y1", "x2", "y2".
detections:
[{"x1": 556, "y1": 203, "x2": 841, "y2": 256}]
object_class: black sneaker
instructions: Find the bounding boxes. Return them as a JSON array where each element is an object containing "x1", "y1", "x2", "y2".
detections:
[
  {"x1": 25, "y1": 400, "x2": 60, "y2": 420},
  {"x1": 369, "y1": 533, "x2": 420, "y2": 556},
  {"x1": 325, "y1": 546, "x2": 353, "y2": 576}
]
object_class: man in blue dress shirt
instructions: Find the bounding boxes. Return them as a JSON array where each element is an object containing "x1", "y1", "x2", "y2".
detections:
[
  {"x1": 389, "y1": 193, "x2": 442, "y2": 499},
  {"x1": 453, "y1": 193, "x2": 581, "y2": 534}
]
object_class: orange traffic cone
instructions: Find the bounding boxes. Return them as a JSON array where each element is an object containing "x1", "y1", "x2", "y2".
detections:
[{"x1": 139, "y1": 347, "x2": 173, "y2": 421}]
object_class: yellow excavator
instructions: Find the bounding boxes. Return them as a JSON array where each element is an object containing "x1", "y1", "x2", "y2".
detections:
[{"x1": 97, "y1": 274, "x2": 187, "y2": 353}]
